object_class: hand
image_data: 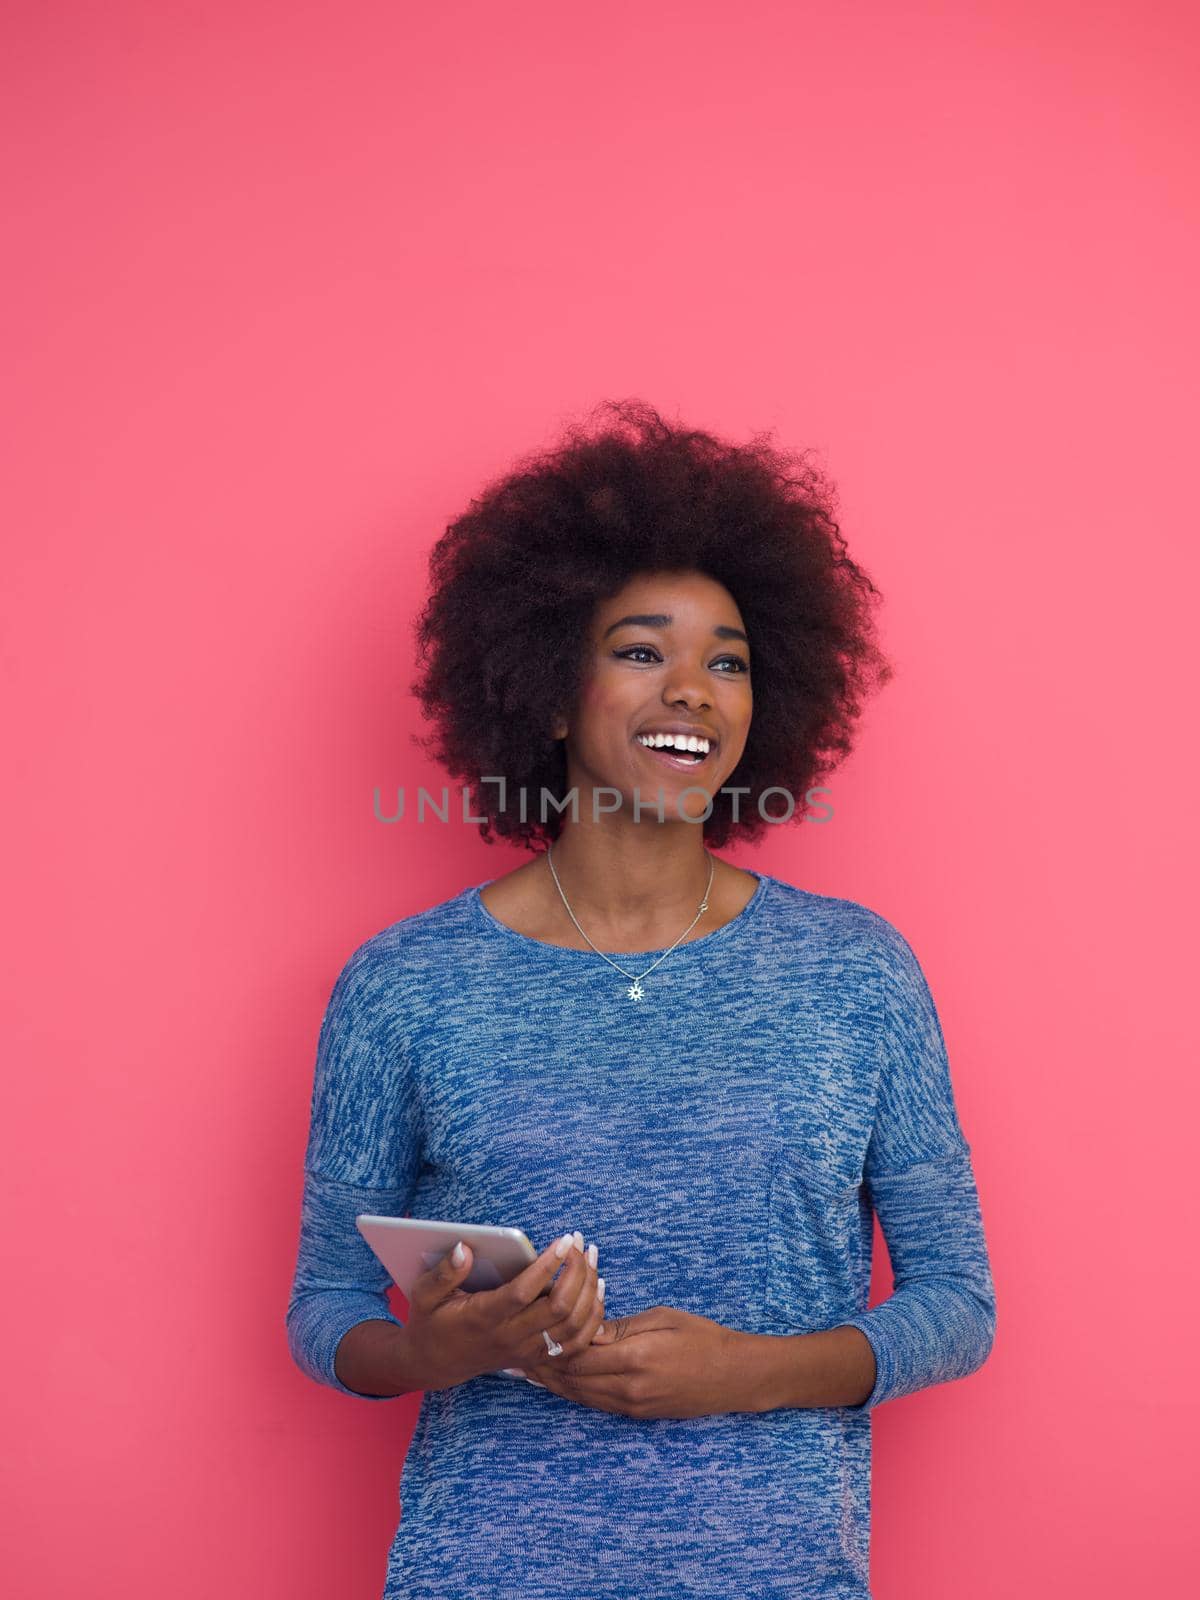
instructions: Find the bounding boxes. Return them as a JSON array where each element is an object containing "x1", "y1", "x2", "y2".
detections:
[
  {"x1": 402, "y1": 1231, "x2": 606, "y2": 1391},
  {"x1": 523, "y1": 1305, "x2": 740, "y2": 1419}
]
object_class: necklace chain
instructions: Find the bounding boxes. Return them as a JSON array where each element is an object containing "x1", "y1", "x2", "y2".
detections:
[{"x1": 544, "y1": 843, "x2": 715, "y2": 1001}]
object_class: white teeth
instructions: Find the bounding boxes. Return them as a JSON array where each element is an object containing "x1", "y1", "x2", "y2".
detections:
[{"x1": 636, "y1": 732, "x2": 711, "y2": 755}]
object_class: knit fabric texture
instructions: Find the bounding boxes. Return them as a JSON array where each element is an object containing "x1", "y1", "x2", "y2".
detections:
[{"x1": 286, "y1": 869, "x2": 996, "y2": 1599}]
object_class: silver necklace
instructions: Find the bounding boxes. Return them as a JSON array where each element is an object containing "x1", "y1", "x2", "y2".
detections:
[{"x1": 544, "y1": 843, "x2": 715, "y2": 1001}]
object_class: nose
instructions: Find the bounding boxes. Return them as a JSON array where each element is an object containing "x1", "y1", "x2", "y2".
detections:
[{"x1": 661, "y1": 667, "x2": 711, "y2": 711}]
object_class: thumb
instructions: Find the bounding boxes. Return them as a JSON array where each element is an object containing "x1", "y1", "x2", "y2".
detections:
[
  {"x1": 594, "y1": 1311, "x2": 636, "y2": 1343},
  {"x1": 441, "y1": 1239, "x2": 472, "y2": 1288}
]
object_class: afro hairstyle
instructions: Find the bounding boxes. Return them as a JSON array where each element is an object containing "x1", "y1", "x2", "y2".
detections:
[{"x1": 410, "y1": 397, "x2": 893, "y2": 850}]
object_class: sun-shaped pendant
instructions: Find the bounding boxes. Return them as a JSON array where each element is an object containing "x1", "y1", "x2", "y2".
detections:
[{"x1": 626, "y1": 978, "x2": 646, "y2": 1001}]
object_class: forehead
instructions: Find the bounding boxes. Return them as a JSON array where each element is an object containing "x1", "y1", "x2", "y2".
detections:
[{"x1": 593, "y1": 568, "x2": 744, "y2": 626}]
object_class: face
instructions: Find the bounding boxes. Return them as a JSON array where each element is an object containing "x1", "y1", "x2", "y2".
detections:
[{"x1": 554, "y1": 568, "x2": 753, "y2": 826}]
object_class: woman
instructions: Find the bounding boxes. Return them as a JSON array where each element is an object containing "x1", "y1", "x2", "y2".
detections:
[{"x1": 286, "y1": 399, "x2": 997, "y2": 1599}]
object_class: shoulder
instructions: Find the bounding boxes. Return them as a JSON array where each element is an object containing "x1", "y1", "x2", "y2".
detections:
[
  {"x1": 758, "y1": 876, "x2": 939, "y2": 1024},
  {"x1": 323, "y1": 881, "x2": 482, "y2": 1019},
  {"x1": 762, "y1": 874, "x2": 916, "y2": 963}
]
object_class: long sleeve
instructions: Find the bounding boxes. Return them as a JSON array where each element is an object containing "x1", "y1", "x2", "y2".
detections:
[
  {"x1": 839, "y1": 923, "x2": 997, "y2": 1412},
  {"x1": 285, "y1": 940, "x2": 423, "y2": 1400}
]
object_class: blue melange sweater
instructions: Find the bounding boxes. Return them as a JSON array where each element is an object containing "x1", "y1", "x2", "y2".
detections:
[{"x1": 286, "y1": 869, "x2": 996, "y2": 1599}]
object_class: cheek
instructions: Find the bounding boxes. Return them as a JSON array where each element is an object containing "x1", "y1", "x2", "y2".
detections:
[
  {"x1": 578, "y1": 676, "x2": 624, "y2": 726},
  {"x1": 572, "y1": 682, "x2": 642, "y2": 768}
]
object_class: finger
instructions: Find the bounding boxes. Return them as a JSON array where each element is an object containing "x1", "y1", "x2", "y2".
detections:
[
  {"x1": 506, "y1": 1232, "x2": 579, "y2": 1315},
  {"x1": 511, "y1": 1236, "x2": 588, "y2": 1343},
  {"x1": 549, "y1": 1250, "x2": 607, "y2": 1356},
  {"x1": 569, "y1": 1248, "x2": 611, "y2": 1350},
  {"x1": 536, "y1": 1239, "x2": 591, "y2": 1342},
  {"x1": 553, "y1": 1241, "x2": 598, "y2": 1331},
  {"x1": 532, "y1": 1322, "x2": 635, "y2": 1379},
  {"x1": 410, "y1": 1238, "x2": 473, "y2": 1312},
  {"x1": 577, "y1": 1278, "x2": 608, "y2": 1352},
  {"x1": 589, "y1": 1272, "x2": 608, "y2": 1340},
  {"x1": 522, "y1": 1366, "x2": 633, "y2": 1414},
  {"x1": 592, "y1": 1303, "x2": 629, "y2": 1345}
]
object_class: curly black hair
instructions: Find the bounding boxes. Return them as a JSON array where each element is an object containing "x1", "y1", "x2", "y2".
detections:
[{"x1": 410, "y1": 398, "x2": 893, "y2": 851}]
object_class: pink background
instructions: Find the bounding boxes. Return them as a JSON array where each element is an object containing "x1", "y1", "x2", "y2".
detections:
[{"x1": 3, "y1": 2, "x2": 1196, "y2": 1595}]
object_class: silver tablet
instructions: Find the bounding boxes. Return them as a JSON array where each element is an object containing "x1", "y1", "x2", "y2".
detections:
[{"x1": 355, "y1": 1214, "x2": 538, "y2": 1302}]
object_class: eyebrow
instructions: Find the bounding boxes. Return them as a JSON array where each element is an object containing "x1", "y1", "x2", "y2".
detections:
[{"x1": 601, "y1": 613, "x2": 749, "y2": 645}]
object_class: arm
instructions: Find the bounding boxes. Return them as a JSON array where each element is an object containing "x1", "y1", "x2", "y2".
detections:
[
  {"x1": 836, "y1": 1143, "x2": 996, "y2": 1411},
  {"x1": 284, "y1": 941, "x2": 425, "y2": 1401},
  {"x1": 740, "y1": 921, "x2": 997, "y2": 1413},
  {"x1": 286, "y1": 1168, "x2": 417, "y2": 1399},
  {"x1": 334, "y1": 1313, "x2": 425, "y2": 1398},
  {"x1": 725, "y1": 1325, "x2": 878, "y2": 1411}
]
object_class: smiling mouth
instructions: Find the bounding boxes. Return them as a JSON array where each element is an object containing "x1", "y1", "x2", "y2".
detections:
[{"x1": 632, "y1": 737, "x2": 717, "y2": 771}]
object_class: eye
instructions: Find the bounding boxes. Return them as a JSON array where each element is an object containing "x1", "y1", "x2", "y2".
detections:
[{"x1": 614, "y1": 646, "x2": 749, "y2": 672}]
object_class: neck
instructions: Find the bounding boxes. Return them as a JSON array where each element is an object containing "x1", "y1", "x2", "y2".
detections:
[{"x1": 546, "y1": 822, "x2": 714, "y2": 937}]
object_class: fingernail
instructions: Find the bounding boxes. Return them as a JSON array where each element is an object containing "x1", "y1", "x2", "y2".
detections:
[
  {"x1": 452, "y1": 1241, "x2": 465, "y2": 1266},
  {"x1": 597, "y1": 1276, "x2": 606, "y2": 1300},
  {"x1": 525, "y1": 1377, "x2": 547, "y2": 1388},
  {"x1": 554, "y1": 1232, "x2": 573, "y2": 1258},
  {"x1": 502, "y1": 1368, "x2": 527, "y2": 1378},
  {"x1": 586, "y1": 1242, "x2": 598, "y2": 1268},
  {"x1": 573, "y1": 1230, "x2": 584, "y2": 1252}
]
